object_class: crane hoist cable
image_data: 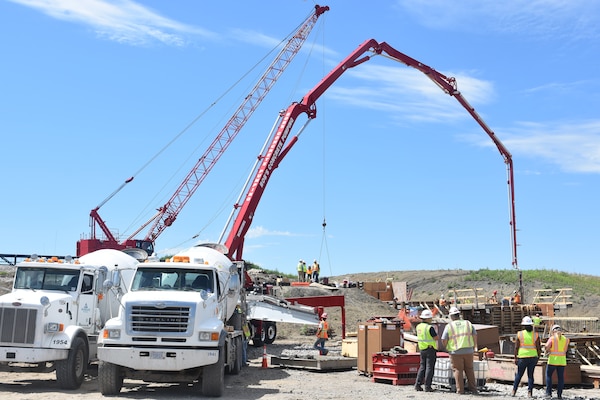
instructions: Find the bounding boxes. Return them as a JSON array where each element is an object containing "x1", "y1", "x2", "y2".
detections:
[{"x1": 319, "y1": 217, "x2": 333, "y2": 277}]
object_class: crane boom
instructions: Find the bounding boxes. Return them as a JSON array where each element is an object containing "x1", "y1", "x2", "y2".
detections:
[
  {"x1": 77, "y1": 5, "x2": 329, "y2": 257},
  {"x1": 224, "y1": 39, "x2": 518, "y2": 271}
]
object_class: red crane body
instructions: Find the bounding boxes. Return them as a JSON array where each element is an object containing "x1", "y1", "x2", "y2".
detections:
[
  {"x1": 76, "y1": 5, "x2": 329, "y2": 257},
  {"x1": 225, "y1": 39, "x2": 518, "y2": 270}
]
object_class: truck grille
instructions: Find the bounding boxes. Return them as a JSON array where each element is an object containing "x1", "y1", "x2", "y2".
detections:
[
  {"x1": 0, "y1": 307, "x2": 37, "y2": 344},
  {"x1": 127, "y1": 303, "x2": 195, "y2": 337}
]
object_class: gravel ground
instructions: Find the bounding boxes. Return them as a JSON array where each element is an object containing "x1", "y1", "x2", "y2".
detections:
[{"x1": 1, "y1": 339, "x2": 599, "y2": 400}]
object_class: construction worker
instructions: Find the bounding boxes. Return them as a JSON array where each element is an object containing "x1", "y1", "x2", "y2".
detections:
[
  {"x1": 306, "y1": 262, "x2": 313, "y2": 283},
  {"x1": 545, "y1": 324, "x2": 570, "y2": 399},
  {"x1": 512, "y1": 316, "x2": 542, "y2": 398},
  {"x1": 513, "y1": 290, "x2": 522, "y2": 304},
  {"x1": 242, "y1": 321, "x2": 252, "y2": 365},
  {"x1": 297, "y1": 260, "x2": 304, "y2": 282},
  {"x1": 301, "y1": 260, "x2": 307, "y2": 282},
  {"x1": 314, "y1": 312, "x2": 329, "y2": 355},
  {"x1": 415, "y1": 309, "x2": 438, "y2": 392},
  {"x1": 532, "y1": 313, "x2": 543, "y2": 331},
  {"x1": 441, "y1": 307, "x2": 479, "y2": 395},
  {"x1": 312, "y1": 259, "x2": 320, "y2": 283},
  {"x1": 489, "y1": 290, "x2": 499, "y2": 304}
]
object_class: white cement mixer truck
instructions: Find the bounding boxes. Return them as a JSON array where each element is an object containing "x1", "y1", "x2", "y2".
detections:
[
  {"x1": 97, "y1": 244, "x2": 246, "y2": 397},
  {"x1": 0, "y1": 249, "x2": 138, "y2": 388}
]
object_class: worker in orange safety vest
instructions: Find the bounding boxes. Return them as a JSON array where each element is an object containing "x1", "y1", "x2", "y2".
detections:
[{"x1": 314, "y1": 312, "x2": 329, "y2": 355}]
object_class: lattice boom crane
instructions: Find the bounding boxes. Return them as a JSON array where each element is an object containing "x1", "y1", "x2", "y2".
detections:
[{"x1": 77, "y1": 5, "x2": 329, "y2": 257}]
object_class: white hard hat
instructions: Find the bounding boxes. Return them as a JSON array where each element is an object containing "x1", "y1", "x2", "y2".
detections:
[
  {"x1": 321, "y1": 312, "x2": 328, "y2": 319},
  {"x1": 551, "y1": 324, "x2": 562, "y2": 331},
  {"x1": 521, "y1": 316, "x2": 534, "y2": 326},
  {"x1": 420, "y1": 310, "x2": 433, "y2": 319},
  {"x1": 449, "y1": 307, "x2": 460, "y2": 315}
]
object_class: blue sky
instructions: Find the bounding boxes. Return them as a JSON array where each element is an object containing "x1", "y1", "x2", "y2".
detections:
[{"x1": 1, "y1": 0, "x2": 599, "y2": 278}]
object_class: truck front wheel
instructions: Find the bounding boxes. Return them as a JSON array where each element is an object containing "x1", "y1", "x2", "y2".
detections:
[
  {"x1": 201, "y1": 346, "x2": 224, "y2": 397},
  {"x1": 98, "y1": 361, "x2": 123, "y2": 395},
  {"x1": 229, "y1": 335, "x2": 243, "y2": 375},
  {"x1": 56, "y1": 336, "x2": 88, "y2": 389}
]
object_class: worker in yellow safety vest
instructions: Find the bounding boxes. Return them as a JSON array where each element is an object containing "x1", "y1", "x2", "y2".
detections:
[
  {"x1": 297, "y1": 260, "x2": 304, "y2": 282},
  {"x1": 512, "y1": 316, "x2": 542, "y2": 397},
  {"x1": 545, "y1": 324, "x2": 570, "y2": 399},
  {"x1": 415, "y1": 309, "x2": 438, "y2": 392},
  {"x1": 441, "y1": 307, "x2": 478, "y2": 395}
]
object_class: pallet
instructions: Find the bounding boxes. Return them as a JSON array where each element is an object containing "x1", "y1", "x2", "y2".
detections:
[{"x1": 372, "y1": 373, "x2": 417, "y2": 386}]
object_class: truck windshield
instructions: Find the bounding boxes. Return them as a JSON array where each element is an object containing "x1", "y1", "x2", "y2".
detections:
[
  {"x1": 131, "y1": 268, "x2": 215, "y2": 292},
  {"x1": 14, "y1": 267, "x2": 81, "y2": 291}
]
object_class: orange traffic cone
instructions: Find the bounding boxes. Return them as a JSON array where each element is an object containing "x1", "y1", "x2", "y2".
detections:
[{"x1": 261, "y1": 344, "x2": 268, "y2": 368}]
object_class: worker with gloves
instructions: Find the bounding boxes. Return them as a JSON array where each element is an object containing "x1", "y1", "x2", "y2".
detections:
[{"x1": 415, "y1": 309, "x2": 438, "y2": 392}]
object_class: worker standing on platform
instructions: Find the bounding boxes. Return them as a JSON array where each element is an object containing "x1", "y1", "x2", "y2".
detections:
[
  {"x1": 545, "y1": 324, "x2": 570, "y2": 399},
  {"x1": 301, "y1": 260, "x2": 307, "y2": 282},
  {"x1": 297, "y1": 260, "x2": 304, "y2": 282},
  {"x1": 512, "y1": 316, "x2": 542, "y2": 398},
  {"x1": 441, "y1": 307, "x2": 479, "y2": 395},
  {"x1": 415, "y1": 309, "x2": 438, "y2": 392},
  {"x1": 312, "y1": 259, "x2": 320, "y2": 283}
]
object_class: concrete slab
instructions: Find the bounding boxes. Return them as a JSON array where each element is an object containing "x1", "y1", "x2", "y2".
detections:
[{"x1": 270, "y1": 356, "x2": 357, "y2": 371}]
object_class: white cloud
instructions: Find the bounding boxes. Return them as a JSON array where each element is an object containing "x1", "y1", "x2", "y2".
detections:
[
  {"x1": 324, "y1": 63, "x2": 495, "y2": 124},
  {"x1": 8, "y1": 0, "x2": 215, "y2": 46},
  {"x1": 468, "y1": 120, "x2": 600, "y2": 173},
  {"x1": 395, "y1": 0, "x2": 600, "y2": 40},
  {"x1": 246, "y1": 225, "x2": 293, "y2": 239}
]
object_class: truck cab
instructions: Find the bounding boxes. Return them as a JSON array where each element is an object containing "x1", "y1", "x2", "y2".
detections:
[
  {"x1": 98, "y1": 244, "x2": 244, "y2": 397},
  {"x1": 0, "y1": 250, "x2": 137, "y2": 389}
]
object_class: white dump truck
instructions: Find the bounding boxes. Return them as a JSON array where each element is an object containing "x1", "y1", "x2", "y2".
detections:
[
  {"x1": 0, "y1": 249, "x2": 138, "y2": 388},
  {"x1": 97, "y1": 243, "x2": 318, "y2": 397}
]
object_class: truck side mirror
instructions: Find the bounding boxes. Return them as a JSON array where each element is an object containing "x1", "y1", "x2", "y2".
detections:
[
  {"x1": 103, "y1": 279, "x2": 114, "y2": 292},
  {"x1": 111, "y1": 270, "x2": 121, "y2": 287}
]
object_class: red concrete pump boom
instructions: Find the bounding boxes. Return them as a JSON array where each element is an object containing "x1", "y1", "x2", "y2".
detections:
[
  {"x1": 76, "y1": 5, "x2": 329, "y2": 257},
  {"x1": 224, "y1": 39, "x2": 518, "y2": 270}
]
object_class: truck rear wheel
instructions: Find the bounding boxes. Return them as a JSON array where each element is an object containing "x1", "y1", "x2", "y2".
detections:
[
  {"x1": 264, "y1": 322, "x2": 277, "y2": 344},
  {"x1": 251, "y1": 321, "x2": 277, "y2": 346},
  {"x1": 98, "y1": 361, "x2": 123, "y2": 395},
  {"x1": 55, "y1": 336, "x2": 88, "y2": 389},
  {"x1": 202, "y1": 346, "x2": 224, "y2": 397}
]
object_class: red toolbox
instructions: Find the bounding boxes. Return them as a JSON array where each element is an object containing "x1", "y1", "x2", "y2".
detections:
[{"x1": 372, "y1": 352, "x2": 420, "y2": 385}]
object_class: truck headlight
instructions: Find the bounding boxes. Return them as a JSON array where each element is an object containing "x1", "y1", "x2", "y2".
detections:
[
  {"x1": 45, "y1": 322, "x2": 64, "y2": 333},
  {"x1": 199, "y1": 331, "x2": 219, "y2": 341},
  {"x1": 103, "y1": 329, "x2": 121, "y2": 339}
]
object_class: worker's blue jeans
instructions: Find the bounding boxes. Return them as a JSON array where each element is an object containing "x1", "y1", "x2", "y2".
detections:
[
  {"x1": 513, "y1": 356, "x2": 538, "y2": 393},
  {"x1": 545, "y1": 364, "x2": 565, "y2": 397},
  {"x1": 314, "y1": 337, "x2": 328, "y2": 355}
]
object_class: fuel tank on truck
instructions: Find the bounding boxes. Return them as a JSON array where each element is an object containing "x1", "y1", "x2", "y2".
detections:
[{"x1": 173, "y1": 244, "x2": 241, "y2": 321}]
